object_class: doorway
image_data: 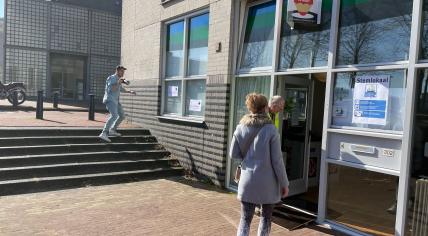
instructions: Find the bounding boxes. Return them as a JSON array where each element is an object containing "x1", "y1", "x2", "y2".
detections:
[
  {"x1": 50, "y1": 54, "x2": 86, "y2": 100},
  {"x1": 278, "y1": 73, "x2": 326, "y2": 214}
]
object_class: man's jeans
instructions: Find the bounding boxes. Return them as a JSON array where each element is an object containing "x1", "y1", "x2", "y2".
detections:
[
  {"x1": 237, "y1": 202, "x2": 275, "y2": 236},
  {"x1": 102, "y1": 101, "x2": 125, "y2": 134}
]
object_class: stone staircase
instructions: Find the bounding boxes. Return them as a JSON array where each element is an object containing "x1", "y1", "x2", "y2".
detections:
[{"x1": 0, "y1": 128, "x2": 183, "y2": 195}]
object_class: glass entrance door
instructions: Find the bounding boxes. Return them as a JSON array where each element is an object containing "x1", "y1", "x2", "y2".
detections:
[
  {"x1": 50, "y1": 54, "x2": 86, "y2": 100},
  {"x1": 279, "y1": 75, "x2": 312, "y2": 196}
]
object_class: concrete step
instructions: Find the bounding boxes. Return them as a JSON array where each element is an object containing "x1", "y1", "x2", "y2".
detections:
[
  {"x1": 0, "y1": 167, "x2": 184, "y2": 196},
  {"x1": 0, "y1": 128, "x2": 150, "y2": 138},
  {"x1": 0, "y1": 135, "x2": 158, "y2": 147},
  {"x1": 0, "y1": 150, "x2": 171, "y2": 168},
  {"x1": 0, "y1": 143, "x2": 164, "y2": 157},
  {"x1": 0, "y1": 159, "x2": 175, "y2": 181}
]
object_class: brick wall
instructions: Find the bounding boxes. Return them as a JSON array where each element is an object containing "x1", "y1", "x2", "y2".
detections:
[{"x1": 121, "y1": 0, "x2": 235, "y2": 186}]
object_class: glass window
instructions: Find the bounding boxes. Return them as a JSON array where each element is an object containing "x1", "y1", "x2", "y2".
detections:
[
  {"x1": 164, "y1": 80, "x2": 182, "y2": 114},
  {"x1": 163, "y1": 12, "x2": 209, "y2": 118},
  {"x1": 240, "y1": 1, "x2": 276, "y2": 70},
  {"x1": 336, "y1": 0, "x2": 412, "y2": 65},
  {"x1": 228, "y1": 76, "x2": 271, "y2": 188},
  {"x1": 327, "y1": 164, "x2": 398, "y2": 236},
  {"x1": 420, "y1": 1, "x2": 428, "y2": 60},
  {"x1": 279, "y1": 0, "x2": 332, "y2": 69},
  {"x1": 188, "y1": 13, "x2": 209, "y2": 76},
  {"x1": 166, "y1": 21, "x2": 184, "y2": 77},
  {"x1": 185, "y1": 79, "x2": 206, "y2": 116},
  {"x1": 405, "y1": 69, "x2": 428, "y2": 236},
  {"x1": 331, "y1": 70, "x2": 406, "y2": 132}
]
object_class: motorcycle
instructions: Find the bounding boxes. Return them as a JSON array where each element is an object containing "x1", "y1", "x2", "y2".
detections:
[{"x1": 0, "y1": 81, "x2": 27, "y2": 105}]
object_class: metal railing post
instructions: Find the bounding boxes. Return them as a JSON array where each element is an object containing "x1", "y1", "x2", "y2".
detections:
[{"x1": 36, "y1": 90, "x2": 43, "y2": 119}]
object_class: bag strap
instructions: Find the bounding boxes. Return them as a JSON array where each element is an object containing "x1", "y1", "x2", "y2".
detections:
[{"x1": 234, "y1": 125, "x2": 264, "y2": 161}]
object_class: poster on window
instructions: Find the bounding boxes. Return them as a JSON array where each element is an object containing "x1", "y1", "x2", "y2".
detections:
[
  {"x1": 287, "y1": 0, "x2": 322, "y2": 26},
  {"x1": 168, "y1": 86, "x2": 179, "y2": 97},
  {"x1": 189, "y1": 99, "x2": 202, "y2": 112},
  {"x1": 352, "y1": 75, "x2": 390, "y2": 126}
]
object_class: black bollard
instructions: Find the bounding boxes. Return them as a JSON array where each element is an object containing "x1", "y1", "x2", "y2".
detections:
[
  {"x1": 36, "y1": 90, "x2": 44, "y2": 119},
  {"x1": 88, "y1": 94, "x2": 95, "y2": 121},
  {"x1": 12, "y1": 90, "x2": 18, "y2": 108},
  {"x1": 53, "y1": 92, "x2": 59, "y2": 109}
]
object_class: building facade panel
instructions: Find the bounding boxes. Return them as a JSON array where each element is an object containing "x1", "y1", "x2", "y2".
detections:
[
  {"x1": 91, "y1": 11, "x2": 121, "y2": 57},
  {"x1": 5, "y1": 0, "x2": 122, "y2": 100},
  {"x1": 50, "y1": 4, "x2": 89, "y2": 53},
  {"x1": 5, "y1": 48, "x2": 47, "y2": 96},
  {"x1": 6, "y1": 0, "x2": 48, "y2": 49},
  {"x1": 121, "y1": 0, "x2": 234, "y2": 186}
]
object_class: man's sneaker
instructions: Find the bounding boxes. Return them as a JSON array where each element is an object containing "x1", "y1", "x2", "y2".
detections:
[
  {"x1": 99, "y1": 133, "x2": 111, "y2": 142},
  {"x1": 109, "y1": 130, "x2": 122, "y2": 137}
]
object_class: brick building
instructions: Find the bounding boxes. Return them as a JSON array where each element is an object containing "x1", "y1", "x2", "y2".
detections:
[{"x1": 122, "y1": 0, "x2": 427, "y2": 235}]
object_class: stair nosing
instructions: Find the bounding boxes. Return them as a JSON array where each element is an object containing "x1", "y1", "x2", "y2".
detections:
[
  {"x1": 0, "y1": 167, "x2": 184, "y2": 185},
  {"x1": 0, "y1": 150, "x2": 170, "y2": 160},
  {"x1": 0, "y1": 135, "x2": 154, "y2": 140},
  {"x1": 0, "y1": 159, "x2": 173, "y2": 171},
  {"x1": 0, "y1": 142, "x2": 160, "y2": 150}
]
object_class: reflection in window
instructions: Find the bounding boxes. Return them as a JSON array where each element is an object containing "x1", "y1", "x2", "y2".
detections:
[
  {"x1": 421, "y1": 1, "x2": 428, "y2": 60},
  {"x1": 229, "y1": 76, "x2": 271, "y2": 188},
  {"x1": 331, "y1": 70, "x2": 406, "y2": 132},
  {"x1": 279, "y1": 0, "x2": 332, "y2": 69},
  {"x1": 240, "y1": 1, "x2": 276, "y2": 70},
  {"x1": 185, "y1": 80, "x2": 206, "y2": 116},
  {"x1": 406, "y1": 69, "x2": 428, "y2": 235},
  {"x1": 337, "y1": 0, "x2": 412, "y2": 65},
  {"x1": 166, "y1": 21, "x2": 184, "y2": 77},
  {"x1": 188, "y1": 13, "x2": 209, "y2": 76},
  {"x1": 327, "y1": 164, "x2": 398, "y2": 236}
]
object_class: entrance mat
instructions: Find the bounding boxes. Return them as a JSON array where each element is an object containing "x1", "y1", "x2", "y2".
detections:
[{"x1": 272, "y1": 204, "x2": 316, "y2": 231}]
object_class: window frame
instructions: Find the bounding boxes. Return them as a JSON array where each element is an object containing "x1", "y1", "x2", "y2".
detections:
[
  {"x1": 237, "y1": 0, "x2": 277, "y2": 74},
  {"x1": 161, "y1": 9, "x2": 209, "y2": 119}
]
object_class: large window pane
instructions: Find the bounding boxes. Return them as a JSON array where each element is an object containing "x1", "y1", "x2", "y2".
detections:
[
  {"x1": 165, "y1": 80, "x2": 182, "y2": 114},
  {"x1": 420, "y1": 1, "x2": 428, "y2": 60},
  {"x1": 279, "y1": 0, "x2": 332, "y2": 69},
  {"x1": 188, "y1": 13, "x2": 209, "y2": 76},
  {"x1": 327, "y1": 164, "x2": 398, "y2": 236},
  {"x1": 331, "y1": 70, "x2": 406, "y2": 132},
  {"x1": 229, "y1": 76, "x2": 271, "y2": 188},
  {"x1": 337, "y1": 0, "x2": 412, "y2": 65},
  {"x1": 240, "y1": 1, "x2": 276, "y2": 70},
  {"x1": 185, "y1": 79, "x2": 206, "y2": 116},
  {"x1": 405, "y1": 69, "x2": 428, "y2": 236},
  {"x1": 166, "y1": 21, "x2": 184, "y2": 77}
]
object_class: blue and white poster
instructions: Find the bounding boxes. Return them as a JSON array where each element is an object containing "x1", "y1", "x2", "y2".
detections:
[{"x1": 352, "y1": 75, "x2": 390, "y2": 125}]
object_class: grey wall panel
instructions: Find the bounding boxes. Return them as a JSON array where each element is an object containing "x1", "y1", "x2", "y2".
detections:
[
  {"x1": 50, "y1": 4, "x2": 89, "y2": 53},
  {"x1": 91, "y1": 11, "x2": 121, "y2": 57},
  {"x1": 120, "y1": 83, "x2": 230, "y2": 186},
  {"x1": 6, "y1": 0, "x2": 48, "y2": 49}
]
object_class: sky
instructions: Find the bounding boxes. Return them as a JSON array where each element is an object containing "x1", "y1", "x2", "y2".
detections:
[{"x1": 0, "y1": 0, "x2": 3, "y2": 18}]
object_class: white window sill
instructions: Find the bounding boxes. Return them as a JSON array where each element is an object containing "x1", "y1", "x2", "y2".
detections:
[{"x1": 156, "y1": 115, "x2": 205, "y2": 124}]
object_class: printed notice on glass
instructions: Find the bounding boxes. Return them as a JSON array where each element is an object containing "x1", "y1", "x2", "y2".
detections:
[
  {"x1": 168, "y1": 86, "x2": 179, "y2": 97},
  {"x1": 352, "y1": 75, "x2": 390, "y2": 126},
  {"x1": 189, "y1": 99, "x2": 202, "y2": 112}
]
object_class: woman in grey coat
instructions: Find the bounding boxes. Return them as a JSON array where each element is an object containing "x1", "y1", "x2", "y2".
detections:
[{"x1": 230, "y1": 93, "x2": 289, "y2": 236}]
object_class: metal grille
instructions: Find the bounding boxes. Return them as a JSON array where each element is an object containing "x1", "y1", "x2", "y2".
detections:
[{"x1": 411, "y1": 178, "x2": 428, "y2": 236}]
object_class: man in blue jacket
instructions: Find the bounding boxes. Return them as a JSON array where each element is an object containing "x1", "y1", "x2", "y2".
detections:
[{"x1": 99, "y1": 65, "x2": 136, "y2": 142}]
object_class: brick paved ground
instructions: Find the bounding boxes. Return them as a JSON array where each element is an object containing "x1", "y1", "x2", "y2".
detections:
[
  {"x1": 0, "y1": 100, "x2": 137, "y2": 128},
  {"x1": 0, "y1": 177, "x2": 340, "y2": 236}
]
